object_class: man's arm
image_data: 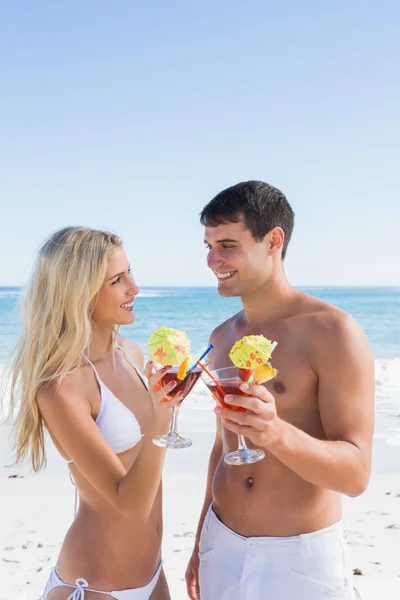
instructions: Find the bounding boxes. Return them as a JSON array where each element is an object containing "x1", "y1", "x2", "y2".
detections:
[
  {"x1": 272, "y1": 312, "x2": 375, "y2": 496},
  {"x1": 219, "y1": 312, "x2": 375, "y2": 497}
]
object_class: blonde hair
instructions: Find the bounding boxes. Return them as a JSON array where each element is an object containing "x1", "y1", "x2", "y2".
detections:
[{"x1": 5, "y1": 226, "x2": 122, "y2": 471}]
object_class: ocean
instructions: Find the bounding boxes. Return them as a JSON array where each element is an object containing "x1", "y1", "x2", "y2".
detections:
[{"x1": 1, "y1": 286, "x2": 399, "y2": 475}]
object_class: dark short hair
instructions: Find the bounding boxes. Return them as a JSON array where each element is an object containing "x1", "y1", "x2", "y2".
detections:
[{"x1": 200, "y1": 181, "x2": 295, "y2": 259}]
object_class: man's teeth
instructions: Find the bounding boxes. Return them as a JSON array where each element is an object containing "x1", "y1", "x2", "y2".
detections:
[
  {"x1": 121, "y1": 301, "x2": 133, "y2": 308},
  {"x1": 216, "y1": 271, "x2": 236, "y2": 280}
]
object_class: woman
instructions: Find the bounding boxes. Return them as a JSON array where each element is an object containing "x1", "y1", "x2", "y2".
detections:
[{"x1": 7, "y1": 226, "x2": 182, "y2": 599}]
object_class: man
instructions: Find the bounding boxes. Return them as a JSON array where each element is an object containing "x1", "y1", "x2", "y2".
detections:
[{"x1": 185, "y1": 181, "x2": 374, "y2": 600}]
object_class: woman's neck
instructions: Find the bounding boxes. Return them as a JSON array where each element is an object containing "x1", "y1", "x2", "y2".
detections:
[{"x1": 86, "y1": 323, "x2": 115, "y2": 362}]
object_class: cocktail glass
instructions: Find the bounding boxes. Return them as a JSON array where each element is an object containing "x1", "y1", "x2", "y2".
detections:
[
  {"x1": 152, "y1": 364, "x2": 202, "y2": 449},
  {"x1": 202, "y1": 366, "x2": 265, "y2": 465}
]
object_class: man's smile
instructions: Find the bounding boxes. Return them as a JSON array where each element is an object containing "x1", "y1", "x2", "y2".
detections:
[{"x1": 213, "y1": 271, "x2": 237, "y2": 280}]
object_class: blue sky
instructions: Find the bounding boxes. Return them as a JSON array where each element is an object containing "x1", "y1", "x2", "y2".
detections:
[{"x1": 1, "y1": 1, "x2": 399, "y2": 287}]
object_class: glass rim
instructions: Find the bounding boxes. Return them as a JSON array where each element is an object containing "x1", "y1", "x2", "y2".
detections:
[
  {"x1": 201, "y1": 365, "x2": 242, "y2": 383},
  {"x1": 155, "y1": 364, "x2": 202, "y2": 373}
]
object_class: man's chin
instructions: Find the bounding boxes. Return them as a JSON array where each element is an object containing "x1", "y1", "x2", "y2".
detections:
[{"x1": 217, "y1": 283, "x2": 240, "y2": 298}]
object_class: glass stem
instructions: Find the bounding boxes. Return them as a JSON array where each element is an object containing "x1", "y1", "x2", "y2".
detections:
[
  {"x1": 237, "y1": 434, "x2": 248, "y2": 450},
  {"x1": 170, "y1": 405, "x2": 180, "y2": 434}
]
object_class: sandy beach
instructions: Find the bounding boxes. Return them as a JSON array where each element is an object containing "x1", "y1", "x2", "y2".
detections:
[
  {"x1": 1, "y1": 370, "x2": 399, "y2": 599},
  {"x1": 1, "y1": 438, "x2": 400, "y2": 599}
]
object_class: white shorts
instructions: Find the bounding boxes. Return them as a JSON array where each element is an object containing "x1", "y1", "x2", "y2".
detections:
[{"x1": 199, "y1": 505, "x2": 356, "y2": 600}]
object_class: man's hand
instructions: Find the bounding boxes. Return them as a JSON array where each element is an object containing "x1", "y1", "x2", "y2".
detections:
[
  {"x1": 215, "y1": 382, "x2": 283, "y2": 449},
  {"x1": 185, "y1": 549, "x2": 200, "y2": 600}
]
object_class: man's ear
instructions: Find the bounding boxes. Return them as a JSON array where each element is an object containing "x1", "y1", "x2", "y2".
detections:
[{"x1": 267, "y1": 227, "x2": 284, "y2": 255}]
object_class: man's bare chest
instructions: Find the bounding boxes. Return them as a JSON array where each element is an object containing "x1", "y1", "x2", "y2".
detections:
[{"x1": 212, "y1": 326, "x2": 318, "y2": 416}]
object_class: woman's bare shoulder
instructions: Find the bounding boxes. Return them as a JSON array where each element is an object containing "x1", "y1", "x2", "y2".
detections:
[
  {"x1": 37, "y1": 364, "x2": 93, "y2": 412},
  {"x1": 117, "y1": 337, "x2": 145, "y2": 370}
]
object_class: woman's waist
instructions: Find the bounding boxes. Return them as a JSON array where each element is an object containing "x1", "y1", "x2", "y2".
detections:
[
  {"x1": 75, "y1": 479, "x2": 162, "y2": 515},
  {"x1": 57, "y1": 515, "x2": 162, "y2": 589},
  {"x1": 68, "y1": 500, "x2": 162, "y2": 540}
]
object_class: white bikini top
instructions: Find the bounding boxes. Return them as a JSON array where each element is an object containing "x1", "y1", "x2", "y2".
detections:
[{"x1": 70, "y1": 344, "x2": 147, "y2": 460}]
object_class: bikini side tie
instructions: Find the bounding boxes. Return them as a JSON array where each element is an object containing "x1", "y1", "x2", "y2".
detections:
[{"x1": 66, "y1": 578, "x2": 88, "y2": 599}]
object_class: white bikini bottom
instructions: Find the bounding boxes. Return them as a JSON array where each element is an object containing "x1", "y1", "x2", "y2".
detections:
[{"x1": 42, "y1": 561, "x2": 162, "y2": 600}]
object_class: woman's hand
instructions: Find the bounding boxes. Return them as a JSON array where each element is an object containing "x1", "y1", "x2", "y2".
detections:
[{"x1": 144, "y1": 360, "x2": 183, "y2": 416}]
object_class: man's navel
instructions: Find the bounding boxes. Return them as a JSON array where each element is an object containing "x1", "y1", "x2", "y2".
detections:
[{"x1": 244, "y1": 476, "x2": 255, "y2": 490}]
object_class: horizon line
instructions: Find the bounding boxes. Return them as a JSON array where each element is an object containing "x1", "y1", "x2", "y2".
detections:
[{"x1": 0, "y1": 284, "x2": 399, "y2": 290}]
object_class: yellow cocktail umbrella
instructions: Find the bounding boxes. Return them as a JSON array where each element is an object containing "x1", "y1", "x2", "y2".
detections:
[
  {"x1": 147, "y1": 326, "x2": 191, "y2": 366},
  {"x1": 229, "y1": 335, "x2": 277, "y2": 369}
]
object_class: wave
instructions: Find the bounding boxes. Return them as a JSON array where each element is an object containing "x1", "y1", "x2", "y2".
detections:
[
  {"x1": 138, "y1": 288, "x2": 203, "y2": 298},
  {"x1": 386, "y1": 435, "x2": 400, "y2": 447},
  {"x1": 375, "y1": 358, "x2": 400, "y2": 394},
  {"x1": 0, "y1": 290, "x2": 21, "y2": 298},
  {"x1": 137, "y1": 292, "x2": 162, "y2": 298}
]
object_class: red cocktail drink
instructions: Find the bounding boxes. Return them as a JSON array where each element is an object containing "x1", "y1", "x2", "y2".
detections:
[
  {"x1": 201, "y1": 366, "x2": 265, "y2": 466},
  {"x1": 161, "y1": 366, "x2": 201, "y2": 402},
  {"x1": 204, "y1": 382, "x2": 246, "y2": 412},
  {"x1": 153, "y1": 364, "x2": 202, "y2": 449}
]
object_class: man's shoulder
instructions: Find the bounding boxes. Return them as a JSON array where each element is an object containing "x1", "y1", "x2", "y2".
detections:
[{"x1": 298, "y1": 293, "x2": 367, "y2": 352}]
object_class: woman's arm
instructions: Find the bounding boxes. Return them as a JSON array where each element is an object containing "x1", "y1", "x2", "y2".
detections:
[{"x1": 38, "y1": 362, "x2": 179, "y2": 522}]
